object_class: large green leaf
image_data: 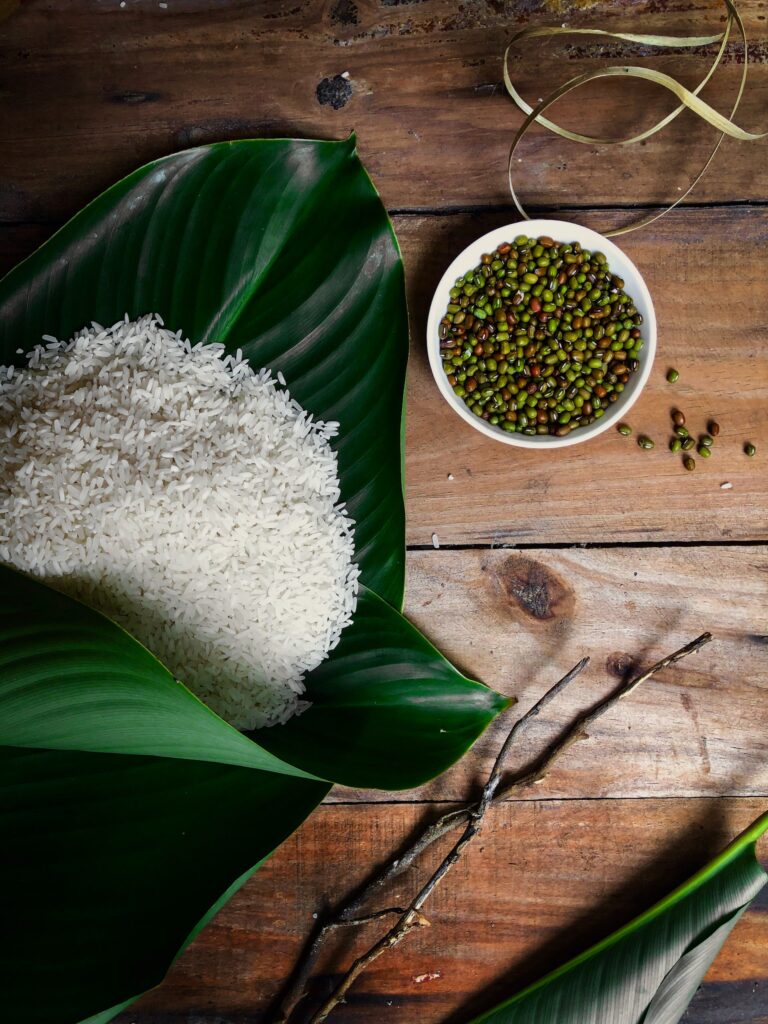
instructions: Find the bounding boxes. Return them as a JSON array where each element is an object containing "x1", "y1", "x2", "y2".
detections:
[
  {"x1": 1, "y1": 744, "x2": 328, "y2": 1024},
  {"x1": 0, "y1": 138, "x2": 508, "y2": 1024},
  {"x1": 0, "y1": 135, "x2": 406, "y2": 607},
  {"x1": 0, "y1": 565, "x2": 507, "y2": 790},
  {"x1": 0, "y1": 564, "x2": 312, "y2": 778},
  {"x1": 472, "y1": 812, "x2": 768, "y2": 1024}
]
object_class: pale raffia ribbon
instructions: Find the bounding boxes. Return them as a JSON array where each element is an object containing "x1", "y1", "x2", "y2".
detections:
[{"x1": 503, "y1": 0, "x2": 766, "y2": 236}]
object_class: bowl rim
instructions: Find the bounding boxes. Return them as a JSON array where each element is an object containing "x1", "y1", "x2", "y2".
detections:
[{"x1": 426, "y1": 218, "x2": 657, "y2": 449}]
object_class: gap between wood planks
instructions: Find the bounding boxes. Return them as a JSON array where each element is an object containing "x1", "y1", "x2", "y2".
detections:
[
  {"x1": 325, "y1": 794, "x2": 768, "y2": 806},
  {"x1": 388, "y1": 198, "x2": 768, "y2": 217},
  {"x1": 1, "y1": 198, "x2": 766, "y2": 230},
  {"x1": 408, "y1": 538, "x2": 768, "y2": 550}
]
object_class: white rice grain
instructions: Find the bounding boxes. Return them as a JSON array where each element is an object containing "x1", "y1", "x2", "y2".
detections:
[{"x1": 0, "y1": 314, "x2": 359, "y2": 730}]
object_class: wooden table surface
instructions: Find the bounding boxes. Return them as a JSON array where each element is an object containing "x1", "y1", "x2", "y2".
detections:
[{"x1": 2, "y1": 2, "x2": 767, "y2": 1022}]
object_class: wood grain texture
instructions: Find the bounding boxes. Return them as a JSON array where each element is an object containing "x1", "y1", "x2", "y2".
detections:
[
  {"x1": 0, "y1": 0, "x2": 767, "y2": 223},
  {"x1": 326, "y1": 544, "x2": 768, "y2": 803},
  {"x1": 399, "y1": 205, "x2": 768, "y2": 546},
  {"x1": 113, "y1": 797, "x2": 768, "y2": 1024},
  {"x1": 3, "y1": 204, "x2": 767, "y2": 545},
  {"x1": 2, "y1": 2, "x2": 766, "y2": 1022}
]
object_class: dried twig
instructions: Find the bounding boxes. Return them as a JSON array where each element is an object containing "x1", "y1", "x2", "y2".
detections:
[
  {"x1": 494, "y1": 630, "x2": 713, "y2": 801},
  {"x1": 271, "y1": 659, "x2": 586, "y2": 1024},
  {"x1": 276, "y1": 633, "x2": 712, "y2": 1024},
  {"x1": 306, "y1": 657, "x2": 592, "y2": 1024}
]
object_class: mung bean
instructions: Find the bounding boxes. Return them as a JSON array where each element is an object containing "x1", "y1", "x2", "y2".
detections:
[{"x1": 439, "y1": 235, "x2": 645, "y2": 437}]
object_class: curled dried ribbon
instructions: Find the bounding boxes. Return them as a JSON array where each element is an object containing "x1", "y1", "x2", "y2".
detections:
[{"x1": 503, "y1": 0, "x2": 765, "y2": 236}]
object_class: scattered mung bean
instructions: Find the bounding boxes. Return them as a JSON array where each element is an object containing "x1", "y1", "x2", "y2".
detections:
[
  {"x1": 700, "y1": 434, "x2": 714, "y2": 448},
  {"x1": 672, "y1": 410, "x2": 685, "y2": 427},
  {"x1": 745, "y1": 442, "x2": 757, "y2": 457},
  {"x1": 670, "y1": 438, "x2": 682, "y2": 453},
  {"x1": 638, "y1": 435, "x2": 654, "y2": 450},
  {"x1": 684, "y1": 456, "x2": 696, "y2": 471},
  {"x1": 617, "y1": 423, "x2": 632, "y2": 436},
  {"x1": 709, "y1": 421, "x2": 720, "y2": 437},
  {"x1": 666, "y1": 368, "x2": 679, "y2": 383},
  {"x1": 697, "y1": 445, "x2": 712, "y2": 458}
]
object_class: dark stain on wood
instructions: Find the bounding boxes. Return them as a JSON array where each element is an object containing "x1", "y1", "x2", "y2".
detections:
[
  {"x1": 493, "y1": 555, "x2": 574, "y2": 622},
  {"x1": 263, "y1": 5, "x2": 303, "y2": 17},
  {"x1": 562, "y1": 39, "x2": 768, "y2": 65},
  {"x1": 473, "y1": 80, "x2": 503, "y2": 95},
  {"x1": 174, "y1": 119, "x2": 298, "y2": 148},
  {"x1": 680, "y1": 692, "x2": 712, "y2": 775},
  {"x1": 606, "y1": 651, "x2": 637, "y2": 680},
  {"x1": 110, "y1": 91, "x2": 163, "y2": 105},
  {"x1": 676, "y1": 978, "x2": 768, "y2": 1024},
  {"x1": 316, "y1": 74, "x2": 353, "y2": 109},
  {"x1": 330, "y1": 0, "x2": 359, "y2": 26}
]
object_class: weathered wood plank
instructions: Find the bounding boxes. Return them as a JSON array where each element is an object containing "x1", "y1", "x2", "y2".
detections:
[
  {"x1": 3, "y1": 5, "x2": 766, "y2": 1024},
  {"x1": 0, "y1": 0, "x2": 766, "y2": 223},
  {"x1": 327, "y1": 544, "x2": 768, "y2": 803},
  {"x1": 2, "y1": 204, "x2": 767, "y2": 545},
  {"x1": 398, "y1": 206, "x2": 768, "y2": 545},
  {"x1": 113, "y1": 797, "x2": 768, "y2": 1024}
]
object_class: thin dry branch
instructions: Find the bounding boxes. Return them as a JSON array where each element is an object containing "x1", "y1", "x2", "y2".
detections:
[
  {"x1": 276, "y1": 633, "x2": 712, "y2": 1024},
  {"x1": 306, "y1": 657, "x2": 591, "y2": 1024},
  {"x1": 494, "y1": 630, "x2": 713, "y2": 802},
  {"x1": 274, "y1": 657, "x2": 588, "y2": 1024}
]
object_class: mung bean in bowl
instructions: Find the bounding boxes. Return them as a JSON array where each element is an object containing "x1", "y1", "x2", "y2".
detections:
[{"x1": 427, "y1": 220, "x2": 657, "y2": 448}]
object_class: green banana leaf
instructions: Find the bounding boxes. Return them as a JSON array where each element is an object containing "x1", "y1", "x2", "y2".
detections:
[
  {"x1": 0, "y1": 137, "x2": 510, "y2": 1024},
  {"x1": 472, "y1": 811, "x2": 768, "y2": 1024}
]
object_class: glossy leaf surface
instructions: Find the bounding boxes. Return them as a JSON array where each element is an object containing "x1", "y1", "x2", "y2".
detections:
[
  {"x1": 0, "y1": 565, "x2": 312, "y2": 778},
  {"x1": 260, "y1": 584, "x2": 510, "y2": 789},
  {"x1": 0, "y1": 136, "x2": 406, "y2": 607},
  {"x1": 2, "y1": 744, "x2": 328, "y2": 1024}
]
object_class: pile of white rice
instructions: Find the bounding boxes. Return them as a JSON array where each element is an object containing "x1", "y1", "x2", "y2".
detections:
[{"x1": 0, "y1": 314, "x2": 359, "y2": 729}]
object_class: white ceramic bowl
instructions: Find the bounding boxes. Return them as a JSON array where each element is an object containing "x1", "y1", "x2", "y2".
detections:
[{"x1": 426, "y1": 219, "x2": 656, "y2": 448}]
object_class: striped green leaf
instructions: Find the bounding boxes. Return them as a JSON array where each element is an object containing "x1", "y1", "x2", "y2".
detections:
[{"x1": 472, "y1": 813, "x2": 768, "y2": 1024}]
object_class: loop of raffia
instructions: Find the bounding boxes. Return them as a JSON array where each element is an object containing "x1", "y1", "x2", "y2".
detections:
[{"x1": 503, "y1": 0, "x2": 766, "y2": 236}]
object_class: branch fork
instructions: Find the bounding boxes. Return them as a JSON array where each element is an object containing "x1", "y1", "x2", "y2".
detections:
[{"x1": 274, "y1": 632, "x2": 713, "y2": 1024}]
